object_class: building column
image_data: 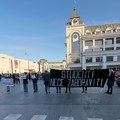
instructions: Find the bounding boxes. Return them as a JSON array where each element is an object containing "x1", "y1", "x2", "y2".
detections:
[
  {"x1": 103, "y1": 38, "x2": 105, "y2": 51},
  {"x1": 92, "y1": 57, "x2": 96, "y2": 63},
  {"x1": 114, "y1": 55, "x2": 117, "y2": 62},
  {"x1": 82, "y1": 40, "x2": 85, "y2": 52},
  {"x1": 102, "y1": 55, "x2": 107, "y2": 69},
  {"x1": 82, "y1": 56, "x2": 86, "y2": 70},
  {"x1": 93, "y1": 39, "x2": 95, "y2": 46},
  {"x1": 114, "y1": 37, "x2": 116, "y2": 50}
]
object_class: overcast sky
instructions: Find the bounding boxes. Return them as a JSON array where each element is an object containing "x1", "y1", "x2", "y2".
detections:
[{"x1": 0, "y1": 0, "x2": 120, "y2": 62}]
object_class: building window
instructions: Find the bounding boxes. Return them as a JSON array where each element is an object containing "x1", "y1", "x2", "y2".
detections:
[
  {"x1": 86, "y1": 32, "x2": 91, "y2": 35},
  {"x1": 86, "y1": 57, "x2": 92, "y2": 63},
  {"x1": 105, "y1": 38, "x2": 114, "y2": 45},
  {"x1": 95, "y1": 39, "x2": 103, "y2": 45},
  {"x1": 116, "y1": 47, "x2": 120, "y2": 50},
  {"x1": 71, "y1": 32, "x2": 80, "y2": 54},
  {"x1": 96, "y1": 57, "x2": 102, "y2": 62},
  {"x1": 72, "y1": 58, "x2": 80, "y2": 63},
  {"x1": 117, "y1": 56, "x2": 120, "y2": 61},
  {"x1": 106, "y1": 30, "x2": 111, "y2": 33},
  {"x1": 106, "y1": 56, "x2": 113, "y2": 62},
  {"x1": 85, "y1": 40, "x2": 93, "y2": 46},
  {"x1": 117, "y1": 29, "x2": 120, "y2": 32},
  {"x1": 85, "y1": 49, "x2": 92, "y2": 52},
  {"x1": 105, "y1": 47, "x2": 114, "y2": 51},
  {"x1": 116, "y1": 37, "x2": 120, "y2": 44},
  {"x1": 95, "y1": 31, "x2": 101, "y2": 35}
]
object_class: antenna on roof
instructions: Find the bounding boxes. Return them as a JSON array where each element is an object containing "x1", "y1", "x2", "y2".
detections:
[{"x1": 74, "y1": 0, "x2": 76, "y2": 8}]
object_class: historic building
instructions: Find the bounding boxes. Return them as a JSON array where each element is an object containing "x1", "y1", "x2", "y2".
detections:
[
  {"x1": 66, "y1": 7, "x2": 120, "y2": 70},
  {"x1": 38, "y1": 58, "x2": 66, "y2": 73}
]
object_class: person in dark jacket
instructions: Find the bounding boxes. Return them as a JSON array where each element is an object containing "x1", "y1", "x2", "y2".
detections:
[
  {"x1": 31, "y1": 73, "x2": 38, "y2": 92},
  {"x1": 105, "y1": 69, "x2": 115, "y2": 94},
  {"x1": 42, "y1": 71, "x2": 50, "y2": 94},
  {"x1": 82, "y1": 69, "x2": 87, "y2": 93},
  {"x1": 22, "y1": 72, "x2": 28, "y2": 92}
]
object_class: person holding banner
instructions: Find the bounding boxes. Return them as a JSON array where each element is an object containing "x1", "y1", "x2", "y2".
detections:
[
  {"x1": 1, "y1": 74, "x2": 14, "y2": 92},
  {"x1": 105, "y1": 69, "x2": 115, "y2": 94},
  {"x1": 82, "y1": 69, "x2": 87, "y2": 93},
  {"x1": 56, "y1": 86, "x2": 61, "y2": 93},
  {"x1": 63, "y1": 78, "x2": 71, "y2": 93},
  {"x1": 42, "y1": 70, "x2": 50, "y2": 94}
]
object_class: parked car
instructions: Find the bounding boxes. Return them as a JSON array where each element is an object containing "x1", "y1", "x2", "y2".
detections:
[{"x1": 115, "y1": 71, "x2": 120, "y2": 87}]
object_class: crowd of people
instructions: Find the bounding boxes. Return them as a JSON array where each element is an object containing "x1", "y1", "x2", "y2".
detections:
[{"x1": 0, "y1": 69, "x2": 116, "y2": 95}]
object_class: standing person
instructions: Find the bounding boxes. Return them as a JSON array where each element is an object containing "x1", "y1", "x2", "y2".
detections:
[
  {"x1": 31, "y1": 73, "x2": 38, "y2": 92},
  {"x1": 22, "y1": 72, "x2": 28, "y2": 92},
  {"x1": 56, "y1": 86, "x2": 61, "y2": 93},
  {"x1": 42, "y1": 70, "x2": 50, "y2": 94},
  {"x1": 82, "y1": 69, "x2": 87, "y2": 93},
  {"x1": 12, "y1": 73, "x2": 16, "y2": 86},
  {"x1": 82, "y1": 84, "x2": 87, "y2": 93},
  {"x1": 63, "y1": 78, "x2": 71, "y2": 93},
  {"x1": 105, "y1": 69, "x2": 115, "y2": 94},
  {"x1": 16, "y1": 74, "x2": 20, "y2": 84},
  {"x1": 1, "y1": 74, "x2": 14, "y2": 92}
]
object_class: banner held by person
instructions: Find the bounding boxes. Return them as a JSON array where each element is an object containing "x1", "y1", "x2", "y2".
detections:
[
  {"x1": 50, "y1": 69, "x2": 109, "y2": 87},
  {"x1": 1, "y1": 78, "x2": 14, "y2": 86}
]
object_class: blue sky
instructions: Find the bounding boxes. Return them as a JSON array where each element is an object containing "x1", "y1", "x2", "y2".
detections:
[{"x1": 0, "y1": 0, "x2": 120, "y2": 62}]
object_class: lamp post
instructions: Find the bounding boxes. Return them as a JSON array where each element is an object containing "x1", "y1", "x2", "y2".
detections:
[{"x1": 25, "y1": 53, "x2": 29, "y2": 73}]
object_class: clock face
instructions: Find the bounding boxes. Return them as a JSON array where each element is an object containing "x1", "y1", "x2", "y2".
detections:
[{"x1": 73, "y1": 19, "x2": 78, "y2": 24}]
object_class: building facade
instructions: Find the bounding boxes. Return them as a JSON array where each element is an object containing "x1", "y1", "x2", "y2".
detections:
[
  {"x1": 38, "y1": 58, "x2": 66, "y2": 73},
  {"x1": 0, "y1": 54, "x2": 39, "y2": 74},
  {"x1": 66, "y1": 7, "x2": 120, "y2": 70}
]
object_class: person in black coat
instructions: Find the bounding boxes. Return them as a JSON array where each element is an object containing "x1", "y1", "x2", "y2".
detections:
[
  {"x1": 105, "y1": 69, "x2": 115, "y2": 94},
  {"x1": 42, "y1": 71, "x2": 50, "y2": 94},
  {"x1": 31, "y1": 73, "x2": 38, "y2": 92},
  {"x1": 22, "y1": 72, "x2": 28, "y2": 92}
]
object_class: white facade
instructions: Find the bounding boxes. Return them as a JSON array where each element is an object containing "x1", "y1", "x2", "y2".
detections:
[
  {"x1": 66, "y1": 7, "x2": 120, "y2": 70},
  {"x1": 0, "y1": 54, "x2": 39, "y2": 74},
  {"x1": 38, "y1": 58, "x2": 66, "y2": 73}
]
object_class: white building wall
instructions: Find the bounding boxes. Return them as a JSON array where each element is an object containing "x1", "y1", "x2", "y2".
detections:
[{"x1": 0, "y1": 54, "x2": 39, "y2": 74}]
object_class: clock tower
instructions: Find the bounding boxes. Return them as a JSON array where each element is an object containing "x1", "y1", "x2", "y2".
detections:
[{"x1": 66, "y1": 7, "x2": 85, "y2": 69}]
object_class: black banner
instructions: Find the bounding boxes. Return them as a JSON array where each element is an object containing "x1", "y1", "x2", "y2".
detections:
[{"x1": 50, "y1": 69, "x2": 109, "y2": 87}]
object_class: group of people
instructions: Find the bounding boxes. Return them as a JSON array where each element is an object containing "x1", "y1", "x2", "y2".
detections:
[
  {"x1": 0, "y1": 69, "x2": 115, "y2": 95},
  {"x1": 43, "y1": 69, "x2": 115, "y2": 95},
  {"x1": 0, "y1": 73, "x2": 39, "y2": 93}
]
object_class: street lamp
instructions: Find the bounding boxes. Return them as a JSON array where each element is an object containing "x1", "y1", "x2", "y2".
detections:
[{"x1": 25, "y1": 53, "x2": 29, "y2": 73}]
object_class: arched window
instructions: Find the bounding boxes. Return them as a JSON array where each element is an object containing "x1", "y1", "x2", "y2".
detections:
[{"x1": 71, "y1": 32, "x2": 80, "y2": 54}]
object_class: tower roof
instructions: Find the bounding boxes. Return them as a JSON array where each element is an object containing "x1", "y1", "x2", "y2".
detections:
[{"x1": 70, "y1": 7, "x2": 80, "y2": 19}]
